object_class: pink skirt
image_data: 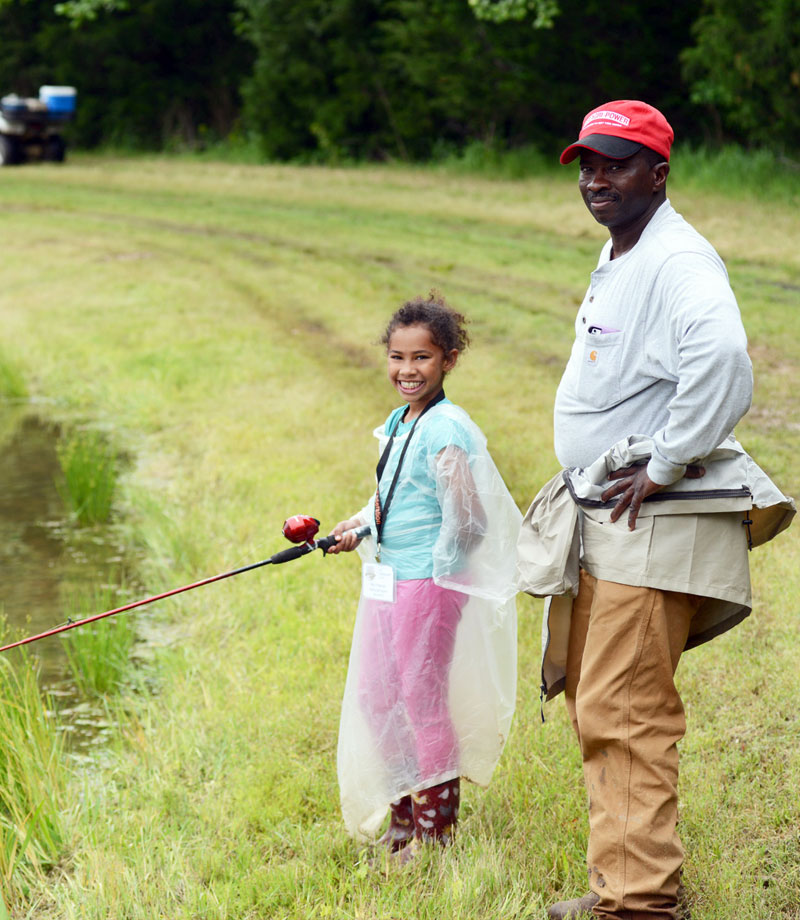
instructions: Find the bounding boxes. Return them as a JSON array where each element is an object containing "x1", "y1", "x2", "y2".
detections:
[{"x1": 358, "y1": 577, "x2": 467, "y2": 784}]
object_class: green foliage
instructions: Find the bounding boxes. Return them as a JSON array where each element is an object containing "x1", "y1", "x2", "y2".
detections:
[
  {"x1": 56, "y1": 427, "x2": 117, "y2": 525},
  {"x1": 468, "y1": 0, "x2": 558, "y2": 26},
  {"x1": 681, "y1": 0, "x2": 800, "y2": 151},
  {"x1": 235, "y1": 0, "x2": 383, "y2": 161},
  {"x1": 54, "y1": 0, "x2": 128, "y2": 22},
  {"x1": 0, "y1": 654, "x2": 65, "y2": 900},
  {"x1": 0, "y1": 0, "x2": 251, "y2": 149},
  {"x1": 1, "y1": 0, "x2": 799, "y2": 155},
  {"x1": 61, "y1": 583, "x2": 136, "y2": 696},
  {"x1": 237, "y1": 0, "x2": 699, "y2": 162}
]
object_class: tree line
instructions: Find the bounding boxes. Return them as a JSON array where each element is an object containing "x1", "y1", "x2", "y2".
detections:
[{"x1": 0, "y1": 0, "x2": 797, "y2": 159}]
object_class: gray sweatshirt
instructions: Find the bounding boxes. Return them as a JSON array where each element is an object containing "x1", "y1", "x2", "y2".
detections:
[{"x1": 554, "y1": 199, "x2": 753, "y2": 485}]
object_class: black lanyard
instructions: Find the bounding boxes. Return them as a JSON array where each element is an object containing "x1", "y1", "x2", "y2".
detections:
[{"x1": 374, "y1": 389, "x2": 445, "y2": 555}]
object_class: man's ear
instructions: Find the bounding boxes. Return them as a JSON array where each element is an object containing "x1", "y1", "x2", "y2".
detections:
[{"x1": 653, "y1": 162, "x2": 670, "y2": 192}]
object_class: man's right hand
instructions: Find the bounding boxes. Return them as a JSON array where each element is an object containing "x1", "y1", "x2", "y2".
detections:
[{"x1": 602, "y1": 463, "x2": 706, "y2": 531}]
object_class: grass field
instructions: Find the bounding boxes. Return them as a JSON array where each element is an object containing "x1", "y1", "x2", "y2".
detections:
[{"x1": 0, "y1": 152, "x2": 798, "y2": 919}]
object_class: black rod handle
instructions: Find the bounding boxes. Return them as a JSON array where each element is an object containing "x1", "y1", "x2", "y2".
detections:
[{"x1": 268, "y1": 543, "x2": 314, "y2": 565}]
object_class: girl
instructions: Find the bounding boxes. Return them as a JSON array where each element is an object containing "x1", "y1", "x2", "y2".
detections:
[{"x1": 328, "y1": 292, "x2": 520, "y2": 859}]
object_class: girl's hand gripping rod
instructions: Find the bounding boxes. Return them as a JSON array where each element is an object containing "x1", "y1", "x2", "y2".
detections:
[
  {"x1": 276, "y1": 514, "x2": 371, "y2": 560},
  {"x1": 0, "y1": 515, "x2": 370, "y2": 654}
]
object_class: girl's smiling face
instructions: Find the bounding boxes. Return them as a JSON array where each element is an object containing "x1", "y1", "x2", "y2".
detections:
[{"x1": 387, "y1": 324, "x2": 458, "y2": 420}]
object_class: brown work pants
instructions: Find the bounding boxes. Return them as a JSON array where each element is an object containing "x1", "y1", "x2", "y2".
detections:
[{"x1": 565, "y1": 570, "x2": 702, "y2": 919}]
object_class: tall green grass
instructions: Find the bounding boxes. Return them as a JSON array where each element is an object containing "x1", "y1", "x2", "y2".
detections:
[
  {"x1": 169, "y1": 134, "x2": 800, "y2": 195},
  {"x1": 433, "y1": 139, "x2": 555, "y2": 180},
  {"x1": 56, "y1": 428, "x2": 118, "y2": 525},
  {"x1": 673, "y1": 144, "x2": 800, "y2": 201},
  {"x1": 429, "y1": 139, "x2": 800, "y2": 198},
  {"x1": 0, "y1": 653, "x2": 66, "y2": 903},
  {"x1": 0, "y1": 349, "x2": 27, "y2": 401},
  {"x1": 61, "y1": 582, "x2": 136, "y2": 697}
]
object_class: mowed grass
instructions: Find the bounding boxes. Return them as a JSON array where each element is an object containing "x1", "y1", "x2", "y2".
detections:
[{"x1": 0, "y1": 154, "x2": 798, "y2": 918}]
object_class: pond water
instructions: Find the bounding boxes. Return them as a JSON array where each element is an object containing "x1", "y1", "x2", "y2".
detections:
[{"x1": 0, "y1": 407, "x2": 132, "y2": 753}]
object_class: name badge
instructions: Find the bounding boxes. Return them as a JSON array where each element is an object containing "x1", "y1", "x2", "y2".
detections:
[{"x1": 362, "y1": 562, "x2": 396, "y2": 603}]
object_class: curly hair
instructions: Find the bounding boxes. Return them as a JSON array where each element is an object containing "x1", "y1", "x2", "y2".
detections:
[{"x1": 380, "y1": 290, "x2": 470, "y2": 354}]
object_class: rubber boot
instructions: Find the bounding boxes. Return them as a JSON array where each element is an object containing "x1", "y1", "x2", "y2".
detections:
[
  {"x1": 547, "y1": 886, "x2": 690, "y2": 920},
  {"x1": 379, "y1": 779, "x2": 460, "y2": 868},
  {"x1": 411, "y1": 778, "x2": 460, "y2": 845},
  {"x1": 375, "y1": 795, "x2": 414, "y2": 852},
  {"x1": 546, "y1": 892, "x2": 599, "y2": 919}
]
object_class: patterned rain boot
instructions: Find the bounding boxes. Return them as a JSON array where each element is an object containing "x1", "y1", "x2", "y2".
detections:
[
  {"x1": 411, "y1": 778, "x2": 460, "y2": 846},
  {"x1": 379, "y1": 779, "x2": 460, "y2": 868},
  {"x1": 375, "y1": 795, "x2": 415, "y2": 852}
]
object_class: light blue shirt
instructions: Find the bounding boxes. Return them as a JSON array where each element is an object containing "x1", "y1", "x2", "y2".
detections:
[{"x1": 375, "y1": 400, "x2": 471, "y2": 580}]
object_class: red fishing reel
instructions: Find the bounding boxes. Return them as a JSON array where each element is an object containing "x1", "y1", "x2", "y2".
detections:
[{"x1": 282, "y1": 515, "x2": 321, "y2": 545}]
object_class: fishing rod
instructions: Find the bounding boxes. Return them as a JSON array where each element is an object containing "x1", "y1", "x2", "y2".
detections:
[{"x1": 0, "y1": 515, "x2": 370, "y2": 654}]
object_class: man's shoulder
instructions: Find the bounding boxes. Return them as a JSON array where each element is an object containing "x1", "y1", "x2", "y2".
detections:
[
  {"x1": 633, "y1": 203, "x2": 729, "y2": 290},
  {"x1": 645, "y1": 201, "x2": 721, "y2": 263}
]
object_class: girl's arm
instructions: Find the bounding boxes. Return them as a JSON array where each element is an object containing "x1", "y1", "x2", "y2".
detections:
[{"x1": 435, "y1": 445, "x2": 488, "y2": 558}]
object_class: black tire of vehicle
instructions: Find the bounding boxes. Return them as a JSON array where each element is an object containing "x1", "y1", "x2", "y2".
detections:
[
  {"x1": 0, "y1": 135, "x2": 20, "y2": 166},
  {"x1": 43, "y1": 135, "x2": 66, "y2": 162}
]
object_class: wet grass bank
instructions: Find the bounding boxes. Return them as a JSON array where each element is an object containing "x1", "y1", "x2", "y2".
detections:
[{"x1": 0, "y1": 408, "x2": 142, "y2": 909}]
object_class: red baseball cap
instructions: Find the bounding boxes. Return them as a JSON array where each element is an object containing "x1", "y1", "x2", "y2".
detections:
[{"x1": 560, "y1": 100, "x2": 674, "y2": 164}]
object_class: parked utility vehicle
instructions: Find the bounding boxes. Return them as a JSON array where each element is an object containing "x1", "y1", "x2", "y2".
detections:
[{"x1": 0, "y1": 85, "x2": 77, "y2": 165}]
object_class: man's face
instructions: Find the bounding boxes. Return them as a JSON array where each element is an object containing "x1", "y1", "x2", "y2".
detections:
[{"x1": 578, "y1": 149, "x2": 665, "y2": 231}]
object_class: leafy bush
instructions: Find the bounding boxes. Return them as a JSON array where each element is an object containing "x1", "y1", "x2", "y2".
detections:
[
  {"x1": 236, "y1": 0, "x2": 699, "y2": 162},
  {"x1": 682, "y1": 0, "x2": 800, "y2": 151}
]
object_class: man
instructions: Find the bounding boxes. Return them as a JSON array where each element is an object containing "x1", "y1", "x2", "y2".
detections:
[{"x1": 518, "y1": 101, "x2": 794, "y2": 919}]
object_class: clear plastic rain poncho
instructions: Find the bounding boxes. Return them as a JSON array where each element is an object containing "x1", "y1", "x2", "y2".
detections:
[{"x1": 337, "y1": 401, "x2": 521, "y2": 840}]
